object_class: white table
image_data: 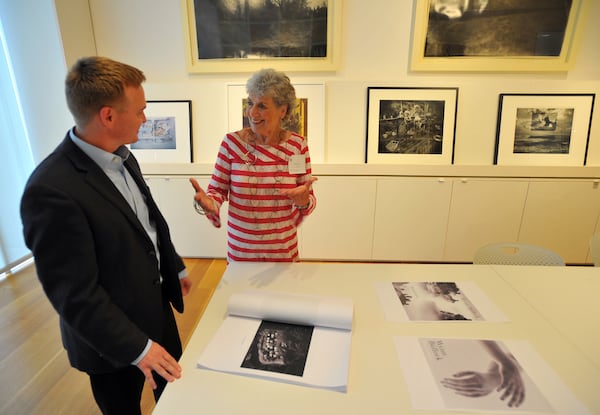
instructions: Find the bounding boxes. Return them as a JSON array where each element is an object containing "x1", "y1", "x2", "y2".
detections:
[
  {"x1": 490, "y1": 265, "x2": 600, "y2": 370},
  {"x1": 153, "y1": 262, "x2": 600, "y2": 414}
]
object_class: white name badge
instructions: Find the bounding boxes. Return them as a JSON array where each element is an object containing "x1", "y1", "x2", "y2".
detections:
[{"x1": 288, "y1": 155, "x2": 306, "y2": 174}]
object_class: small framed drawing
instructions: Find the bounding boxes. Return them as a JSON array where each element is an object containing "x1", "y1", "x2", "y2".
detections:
[
  {"x1": 410, "y1": 0, "x2": 588, "y2": 72},
  {"x1": 130, "y1": 100, "x2": 193, "y2": 163},
  {"x1": 366, "y1": 87, "x2": 458, "y2": 164},
  {"x1": 227, "y1": 83, "x2": 325, "y2": 163},
  {"x1": 495, "y1": 94, "x2": 595, "y2": 166},
  {"x1": 181, "y1": 0, "x2": 342, "y2": 73}
]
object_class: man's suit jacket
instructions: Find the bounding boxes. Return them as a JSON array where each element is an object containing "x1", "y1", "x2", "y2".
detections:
[{"x1": 20, "y1": 134, "x2": 185, "y2": 374}]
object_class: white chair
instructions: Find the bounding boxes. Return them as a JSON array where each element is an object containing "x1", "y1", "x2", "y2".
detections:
[
  {"x1": 589, "y1": 235, "x2": 600, "y2": 266},
  {"x1": 473, "y1": 242, "x2": 565, "y2": 266}
]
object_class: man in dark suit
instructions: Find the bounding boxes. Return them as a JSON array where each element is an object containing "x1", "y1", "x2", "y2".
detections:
[{"x1": 20, "y1": 56, "x2": 192, "y2": 415}]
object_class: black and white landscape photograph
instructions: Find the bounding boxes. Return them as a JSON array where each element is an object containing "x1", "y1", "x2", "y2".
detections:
[
  {"x1": 425, "y1": 0, "x2": 572, "y2": 57},
  {"x1": 193, "y1": 0, "x2": 328, "y2": 59},
  {"x1": 513, "y1": 107, "x2": 574, "y2": 154}
]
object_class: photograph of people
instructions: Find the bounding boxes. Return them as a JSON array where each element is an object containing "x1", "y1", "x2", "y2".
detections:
[
  {"x1": 20, "y1": 56, "x2": 191, "y2": 415},
  {"x1": 190, "y1": 68, "x2": 317, "y2": 262}
]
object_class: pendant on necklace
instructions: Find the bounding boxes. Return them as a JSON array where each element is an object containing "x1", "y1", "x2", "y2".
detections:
[{"x1": 244, "y1": 143, "x2": 257, "y2": 165}]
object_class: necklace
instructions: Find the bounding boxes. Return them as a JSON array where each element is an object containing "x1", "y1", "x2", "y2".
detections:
[
  {"x1": 242, "y1": 129, "x2": 286, "y2": 165},
  {"x1": 243, "y1": 143, "x2": 257, "y2": 165}
]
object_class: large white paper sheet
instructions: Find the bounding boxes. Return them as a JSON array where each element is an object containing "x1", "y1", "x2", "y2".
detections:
[
  {"x1": 197, "y1": 290, "x2": 354, "y2": 392},
  {"x1": 375, "y1": 281, "x2": 508, "y2": 322},
  {"x1": 394, "y1": 337, "x2": 591, "y2": 414},
  {"x1": 227, "y1": 289, "x2": 353, "y2": 330}
]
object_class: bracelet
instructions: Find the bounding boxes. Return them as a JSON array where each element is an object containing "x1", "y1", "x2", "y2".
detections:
[
  {"x1": 193, "y1": 200, "x2": 206, "y2": 215},
  {"x1": 295, "y1": 201, "x2": 310, "y2": 210}
]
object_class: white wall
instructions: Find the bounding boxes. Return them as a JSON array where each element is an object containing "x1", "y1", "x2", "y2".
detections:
[
  {"x1": 54, "y1": 0, "x2": 96, "y2": 69},
  {"x1": 75, "y1": 0, "x2": 600, "y2": 168},
  {"x1": 0, "y1": 0, "x2": 72, "y2": 163}
]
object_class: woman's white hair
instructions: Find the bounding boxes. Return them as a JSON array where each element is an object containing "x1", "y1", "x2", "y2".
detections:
[{"x1": 246, "y1": 68, "x2": 297, "y2": 121}]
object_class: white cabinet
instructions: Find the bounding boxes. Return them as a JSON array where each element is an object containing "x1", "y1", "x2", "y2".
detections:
[
  {"x1": 519, "y1": 180, "x2": 600, "y2": 264},
  {"x1": 372, "y1": 178, "x2": 452, "y2": 261},
  {"x1": 146, "y1": 177, "x2": 228, "y2": 258},
  {"x1": 444, "y1": 179, "x2": 529, "y2": 262},
  {"x1": 145, "y1": 174, "x2": 600, "y2": 264},
  {"x1": 591, "y1": 210, "x2": 600, "y2": 264},
  {"x1": 299, "y1": 177, "x2": 376, "y2": 260}
]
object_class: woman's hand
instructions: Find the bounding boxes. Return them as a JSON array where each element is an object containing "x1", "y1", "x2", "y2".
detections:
[
  {"x1": 279, "y1": 177, "x2": 318, "y2": 207},
  {"x1": 189, "y1": 178, "x2": 218, "y2": 215}
]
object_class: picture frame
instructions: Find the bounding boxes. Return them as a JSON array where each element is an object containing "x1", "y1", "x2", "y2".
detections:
[
  {"x1": 130, "y1": 100, "x2": 193, "y2": 163},
  {"x1": 227, "y1": 83, "x2": 326, "y2": 163},
  {"x1": 494, "y1": 93, "x2": 595, "y2": 166},
  {"x1": 410, "y1": 0, "x2": 589, "y2": 72},
  {"x1": 181, "y1": 0, "x2": 342, "y2": 73},
  {"x1": 366, "y1": 87, "x2": 458, "y2": 165}
]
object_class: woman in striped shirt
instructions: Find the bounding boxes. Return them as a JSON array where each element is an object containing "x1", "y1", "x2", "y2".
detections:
[{"x1": 190, "y1": 69, "x2": 317, "y2": 262}]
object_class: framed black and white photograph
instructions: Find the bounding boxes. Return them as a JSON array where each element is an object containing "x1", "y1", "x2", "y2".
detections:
[
  {"x1": 495, "y1": 94, "x2": 595, "y2": 166},
  {"x1": 182, "y1": 0, "x2": 342, "y2": 73},
  {"x1": 410, "y1": 0, "x2": 588, "y2": 72},
  {"x1": 366, "y1": 87, "x2": 458, "y2": 165},
  {"x1": 130, "y1": 100, "x2": 193, "y2": 163}
]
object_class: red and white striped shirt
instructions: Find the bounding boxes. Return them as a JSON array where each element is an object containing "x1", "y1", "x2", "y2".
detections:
[{"x1": 205, "y1": 130, "x2": 316, "y2": 262}]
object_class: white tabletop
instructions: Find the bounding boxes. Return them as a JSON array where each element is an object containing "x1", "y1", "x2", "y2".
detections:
[
  {"x1": 490, "y1": 265, "x2": 600, "y2": 370},
  {"x1": 153, "y1": 262, "x2": 600, "y2": 415}
]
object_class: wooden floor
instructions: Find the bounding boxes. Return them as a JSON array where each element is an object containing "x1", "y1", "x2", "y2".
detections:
[{"x1": 0, "y1": 258, "x2": 227, "y2": 415}]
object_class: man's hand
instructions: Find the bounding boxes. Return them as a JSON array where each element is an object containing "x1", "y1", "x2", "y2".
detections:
[
  {"x1": 136, "y1": 342, "x2": 182, "y2": 390},
  {"x1": 180, "y1": 276, "x2": 192, "y2": 296}
]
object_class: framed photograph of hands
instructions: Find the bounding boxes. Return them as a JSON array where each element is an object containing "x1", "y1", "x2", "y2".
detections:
[
  {"x1": 410, "y1": 0, "x2": 589, "y2": 72},
  {"x1": 366, "y1": 87, "x2": 458, "y2": 165},
  {"x1": 494, "y1": 93, "x2": 595, "y2": 166},
  {"x1": 181, "y1": 0, "x2": 342, "y2": 73},
  {"x1": 130, "y1": 100, "x2": 193, "y2": 163}
]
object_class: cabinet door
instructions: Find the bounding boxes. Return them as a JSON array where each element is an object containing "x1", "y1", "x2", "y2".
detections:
[
  {"x1": 372, "y1": 178, "x2": 452, "y2": 261},
  {"x1": 146, "y1": 177, "x2": 228, "y2": 258},
  {"x1": 299, "y1": 177, "x2": 376, "y2": 260},
  {"x1": 590, "y1": 204, "x2": 600, "y2": 264},
  {"x1": 444, "y1": 179, "x2": 528, "y2": 262},
  {"x1": 519, "y1": 180, "x2": 600, "y2": 264}
]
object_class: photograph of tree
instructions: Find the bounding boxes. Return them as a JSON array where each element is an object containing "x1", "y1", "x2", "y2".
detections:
[
  {"x1": 425, "y1": 0, "x2": 573, "y2": 57},
  {"x1": 193, "y1": 0, "x2": 328, "y2": 60}
]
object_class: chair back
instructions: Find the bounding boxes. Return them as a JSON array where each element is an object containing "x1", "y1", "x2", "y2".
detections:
[
  {"x1": 473, "y1": 243, "x2": 565, "y2": 266},
  {"x1": 589, "y1": 235, "x2": 600, "y2": 266}
]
